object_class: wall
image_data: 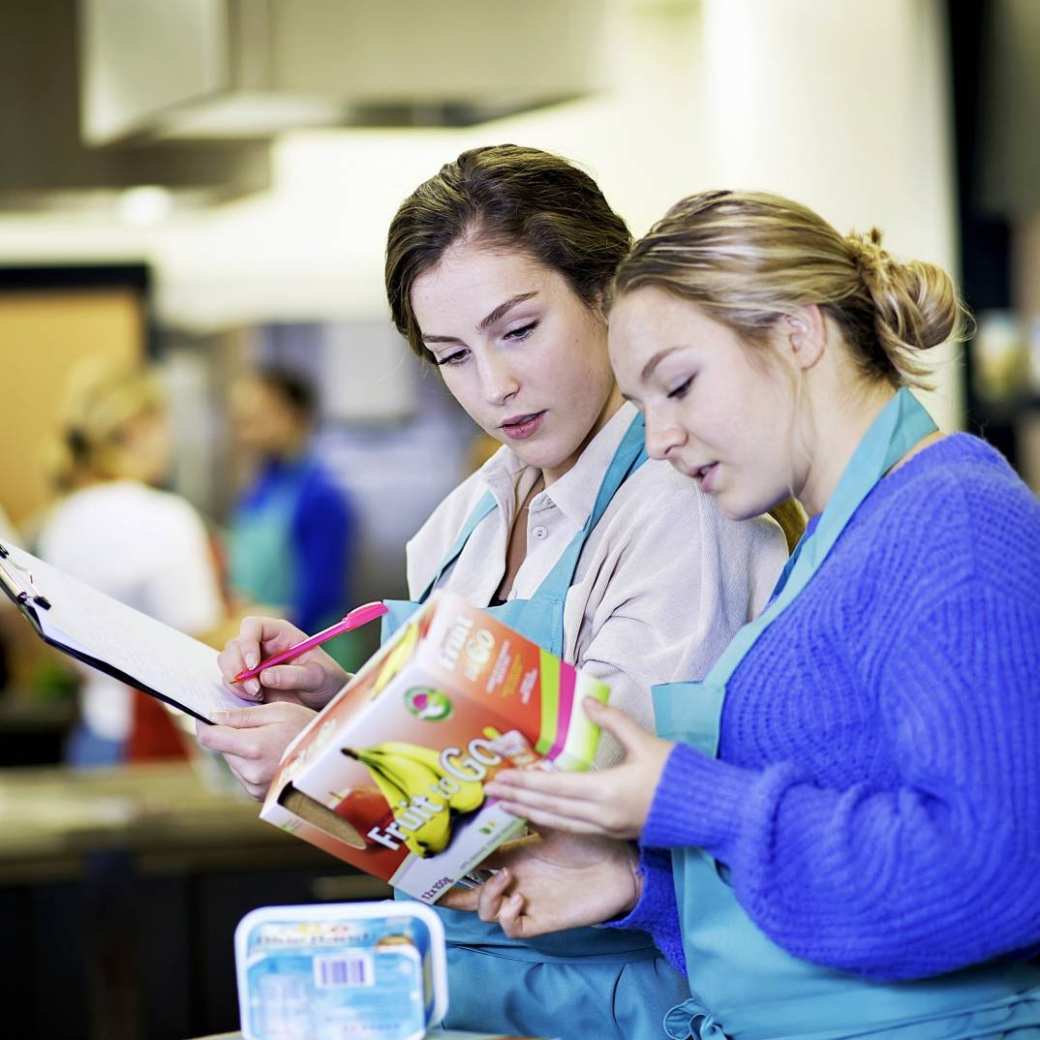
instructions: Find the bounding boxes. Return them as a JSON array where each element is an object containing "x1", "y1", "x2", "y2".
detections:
[{"x1": 0, "y1": 0, "x2": 961, "y2": 427}]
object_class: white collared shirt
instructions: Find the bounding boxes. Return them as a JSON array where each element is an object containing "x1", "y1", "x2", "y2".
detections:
[
  {"x1": 407, "y1": 403, "x2": 787, "y2": 764},
  {"x1": 38, "y1": 481, "x2": 223, "y2": 741}
]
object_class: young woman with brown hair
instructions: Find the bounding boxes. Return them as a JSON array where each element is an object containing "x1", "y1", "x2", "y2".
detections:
[{"x1": 201, "y1": 151, "x2": 791, "y2": 1038}]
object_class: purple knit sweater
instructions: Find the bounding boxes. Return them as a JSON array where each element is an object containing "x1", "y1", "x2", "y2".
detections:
[{"x1": 617, "y1": 433, "x2": 1040, "y2": 982}]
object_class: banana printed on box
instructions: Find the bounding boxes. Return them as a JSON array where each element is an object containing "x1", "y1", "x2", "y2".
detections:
[{"x1": 261, "y1": 591, "x2": 609, "y2": 903}]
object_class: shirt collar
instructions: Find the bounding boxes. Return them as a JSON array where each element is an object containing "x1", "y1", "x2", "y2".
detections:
[{"x1": 477, "y1": 401, "x2": 638, "y2": 528}]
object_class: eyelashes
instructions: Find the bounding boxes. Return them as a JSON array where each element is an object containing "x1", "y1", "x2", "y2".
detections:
[
  {"x1": 667, "y1": 376, "x2": 694, "y2": 400},
  {"x1": 430, "y1": 321, "x2": 540, "y2": 366},
  {"x1": 503, "y1": 321, "x2": 538, "y2": 341},
  {"x1": 431, "y1": 349, "x2": 468, "y2": 367}
]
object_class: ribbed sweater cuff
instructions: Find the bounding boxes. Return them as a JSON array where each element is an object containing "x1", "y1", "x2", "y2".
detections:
[
  {"x1": 604, "y1": 846, "x2": 672, "y2": 933},
  {"x1": 643, "y1": 742, "x2": 756, "y2": 858},
  {"x1": 603, "y1": 846, "x2": 687, "y2": 976}
]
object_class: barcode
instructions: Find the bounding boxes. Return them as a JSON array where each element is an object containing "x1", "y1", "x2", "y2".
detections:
[{"x1": 313, "y1": 953, "x2": 373, "y2": 988}]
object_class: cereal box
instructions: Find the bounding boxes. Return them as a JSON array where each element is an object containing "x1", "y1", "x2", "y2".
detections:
[{"x1": 260, "y1": 591, "x2": 608, "y2": 903}]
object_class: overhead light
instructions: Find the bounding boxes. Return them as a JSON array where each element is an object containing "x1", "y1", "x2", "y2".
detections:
[
  {"x1": 78, "y1": 0, "x2": 607, "y2": 142},
  {"x1": 0, "y1": 0, "x2": 270, "y2": 212},
  {"x1": 116, "y1": 186, "x2": 174, "y2": 226}
]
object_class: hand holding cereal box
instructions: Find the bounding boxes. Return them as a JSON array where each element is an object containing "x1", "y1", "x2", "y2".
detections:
[{"x1": 260, "y1": 592, "x2": 609, "y2": 903}]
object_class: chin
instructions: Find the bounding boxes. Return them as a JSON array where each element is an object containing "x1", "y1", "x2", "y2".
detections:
[{"x1": 714, "y1": 489, "x2": 763, "y2": 523}]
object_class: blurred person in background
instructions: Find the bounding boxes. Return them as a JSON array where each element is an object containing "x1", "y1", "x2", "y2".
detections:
[
  {"x1": 202, "y1": 145, "x2": 796, "y2": 1039},
  {"x1": 37, "y1": 362, "x2": 224, "y2": 767},
  {"x1": 225, "y1": 366, "x2": 358, "y2": 670}
]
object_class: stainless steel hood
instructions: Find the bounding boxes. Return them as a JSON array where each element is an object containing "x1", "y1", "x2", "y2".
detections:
[
  {"x1": 0, "y1": 0, "x2": 271, "y2": 211},
  {"x1": 79, "y1": 0, "x2": 608, "y2": 143}
]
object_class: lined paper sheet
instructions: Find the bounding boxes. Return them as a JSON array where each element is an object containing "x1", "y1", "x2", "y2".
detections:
[{"x1": 0, "y1": 541, "x2": 254, "y2": 723}]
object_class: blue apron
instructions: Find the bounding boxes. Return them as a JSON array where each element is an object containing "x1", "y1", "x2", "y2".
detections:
[
  {"x1": 651, "y1": 389, "x2": 1040, "y2": 1040},
  {"x1": 228, "y1": 471, "x2": 299, "y2": 618},
  {"x1": 228, "y1": 461, "x2": 360, "y2": 669},
  {"x1": 381, "y1": 414, "x2": 691, "y2": 1039}
]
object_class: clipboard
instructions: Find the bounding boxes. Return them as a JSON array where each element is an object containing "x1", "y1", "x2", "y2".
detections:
[{"x1": 0, "y1": 540, "x2": 254, "y2": 724}]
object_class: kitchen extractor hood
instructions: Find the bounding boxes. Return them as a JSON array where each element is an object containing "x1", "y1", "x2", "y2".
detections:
[
  {"x1": 0, "y1": 0, "x2": 271, "y2": 211},
  {"x1": 79, "y1": 0, "x2": 609, "y2": 143}
]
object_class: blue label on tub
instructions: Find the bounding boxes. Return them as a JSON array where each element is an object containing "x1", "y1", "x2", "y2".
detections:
[{"x1": 241, "y1": 918, "x2": 427, "y2": 1040}]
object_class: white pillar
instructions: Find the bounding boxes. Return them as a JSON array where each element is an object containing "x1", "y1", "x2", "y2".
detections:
[{"x1": 698, "y1": 0, "x2": 961, "y2": 429}]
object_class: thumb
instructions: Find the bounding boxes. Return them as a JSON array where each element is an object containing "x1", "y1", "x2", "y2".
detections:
[{"x1": 582, "y1": 698, "x2": 648, "y2": 752}]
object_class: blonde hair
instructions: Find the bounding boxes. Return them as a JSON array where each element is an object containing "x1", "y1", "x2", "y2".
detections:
[
  {"x1": 613, "y1": 190, "x2": 969, "y2": 388},
  {"x1": 47, "y1": 362, "x2": 165, "y2": 492}
]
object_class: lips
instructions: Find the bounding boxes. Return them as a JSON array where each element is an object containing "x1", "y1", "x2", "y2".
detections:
[
  {"x1": 499, "y1": 411, "x2": 546, "y2": 441},
  {"x1": 691, "y1": 461, "x2": 719, "y2": 492},
  {"x1": 501, "y1": 411, "x2": 543, "y2": 428}
]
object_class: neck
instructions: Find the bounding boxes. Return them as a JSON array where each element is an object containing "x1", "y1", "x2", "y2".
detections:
[{"x1": 795, "y1": 380, "x2": 895, "y2": 516}]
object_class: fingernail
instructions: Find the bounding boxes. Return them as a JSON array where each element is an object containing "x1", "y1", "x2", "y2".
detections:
[
  {"x1": 245, "y1": 652, "x2": 258, "y2": 669},
  {"x1": 260, "y1": 669, "x2": 277, "y2": 687},
  {"x1": 211, "y1": 711, "x2": 228, "y2": 723},
  {"x1": 246, "y1": 680, "x2": 261, "y2": 697}
]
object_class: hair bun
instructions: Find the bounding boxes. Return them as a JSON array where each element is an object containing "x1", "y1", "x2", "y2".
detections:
[
  {"x1": 846, "y1": 228, "x2": 892, "y2": 283},
  {"x1": 845, "y1": 227, "x2": 968, "y2": 378}
]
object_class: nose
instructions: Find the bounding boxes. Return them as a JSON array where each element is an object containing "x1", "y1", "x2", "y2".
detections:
[
  {"x1": 478, "y1": 352, "x2": 520, "y2": 406},
  {"x1": 643, "y1": 408, "x2": 686, "y2": 461}
]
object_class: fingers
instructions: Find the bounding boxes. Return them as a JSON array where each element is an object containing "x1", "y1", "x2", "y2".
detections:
[
  {"x1": 477, "y1": 869, "x2": 513, "y2": 923},
  {"x1": 496, "y1": 802, "x2": 604, "y2": 836},
  {"x1": 487, "y1": 780, "x2": 600, "y2": 822},
  {"x1": 217, "y1": 617, "x2": 306, "y2": 695},
  {"x1": 242, "y1": 615, "x2": 305, "y2": 655},
  {"x1": 438, "y1": 886, "x2": 481, "y2": 912},
  {"x1": 486, "y1": 767, "x2": 601, "y2": 801},
  {"x1": 217, "y1": 638, "x2": 260, "y2": 698},
  {"x1": 497, "y1": 891, "x2": 530, "y2": 938},
  {"x1": 196, "y1": 722, "x2": 263, "y2": 758},
  {"x1": 223, "y1": 753, "x2": 272, "y2": 800},
  {"x1": 210, "y1": 703, "x2": 297, "y2": 729},
  {"x1": 255, "y1": 660, "x2": 330, "y2": 694},
  {"x1": 582, "y1": 698, "x2": 648, "y2": 753}
]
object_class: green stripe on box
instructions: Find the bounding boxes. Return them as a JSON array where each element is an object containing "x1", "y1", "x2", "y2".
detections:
[
  {"x1": 536, "y1": 648, "x2": 560, "y2": 755},
  {"x1": 563, "y1": 675, "x2": 610, "y2": 767}
]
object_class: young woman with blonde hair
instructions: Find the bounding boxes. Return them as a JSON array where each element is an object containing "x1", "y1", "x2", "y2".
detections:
[
  {"x1": 463, "y1": 190, "x2": 1040, "y2": 1039},
  {"x1": 39, "y1": 362, "x2": 224, "y2": 766}
]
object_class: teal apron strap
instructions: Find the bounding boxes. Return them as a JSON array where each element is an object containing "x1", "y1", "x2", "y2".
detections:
[
  {"x1": 532, "y1": 413, "x2": 649, "y2": 598},
  {"x1": 419, "y1": 412, "x2": 648, "y2": 608},
  {"x1": 711, "y1": 390, "x2": 934, "y2": 686},
  {"x1": 415, "y1": 490, "x2": 497, "y2": 604},
  {"x1": 662, "y1": 389, "x2": 937, "y2": 757}
]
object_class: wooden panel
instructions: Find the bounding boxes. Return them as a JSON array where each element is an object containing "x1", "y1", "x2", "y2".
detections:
[{"x1": 0, "y1": 288, "x2": 143, "y2": 528}]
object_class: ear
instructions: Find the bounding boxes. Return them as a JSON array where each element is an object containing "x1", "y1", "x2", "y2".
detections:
[{"x1": 779, "y1": 305, "x2": 827, "y2": 371}]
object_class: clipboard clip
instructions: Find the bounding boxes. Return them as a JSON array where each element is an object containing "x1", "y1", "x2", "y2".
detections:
[{"x1": 0, "y1": 543, "x2": 52, "y2": 611}]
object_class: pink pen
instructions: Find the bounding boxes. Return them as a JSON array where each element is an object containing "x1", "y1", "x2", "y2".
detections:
[{"x1": 230, "y1": 601, "x2": 388, "y2": 684}]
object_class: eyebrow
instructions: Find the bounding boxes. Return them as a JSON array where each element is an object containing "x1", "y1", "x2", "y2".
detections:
[
  {"x1": 640, "y1": 346, "x2": 683, "y2": 381},
  {"x1": 421, "y1": 291, "x2": 538, "y2": 345}
]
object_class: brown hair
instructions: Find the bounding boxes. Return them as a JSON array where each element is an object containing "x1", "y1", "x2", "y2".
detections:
[
  {"x1": 614, "y1": 190, "x2": 969, "y2": 388},
  {"x1": 385, "y1": 144, "x2": 632, "y2": 361}
]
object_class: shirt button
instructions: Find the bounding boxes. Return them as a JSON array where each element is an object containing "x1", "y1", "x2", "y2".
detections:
[{"x1": 532, "y1": 525, "x2": 548, "y2": 540}]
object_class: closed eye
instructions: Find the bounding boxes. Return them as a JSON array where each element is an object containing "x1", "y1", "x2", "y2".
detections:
[
  {"x1": 432, "y1": 348, "x2": 470, "y2": 367},
  {"x1": 667, "y1": 376, "x2": 693, "y2": 400},
  {"x1": 503, "y1": 321, "x2": 538, "y2": 342}
]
